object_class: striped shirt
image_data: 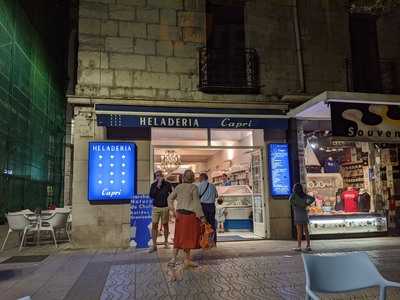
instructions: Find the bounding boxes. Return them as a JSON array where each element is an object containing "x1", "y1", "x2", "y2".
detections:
[{"x1": 197, "y1": 180, "x2": 218, "y2": 204}]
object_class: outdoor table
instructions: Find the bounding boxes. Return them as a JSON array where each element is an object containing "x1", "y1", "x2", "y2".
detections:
[
  {"x1": 24, "y1": 211, "x2": 55, "y2": 245},
  {"x1": 40, "y1": 211, "x2": 54, "y2": 218}
]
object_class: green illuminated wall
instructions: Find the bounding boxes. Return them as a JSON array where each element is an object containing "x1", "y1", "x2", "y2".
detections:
[{"x1": 0, "y1": 0, "x2": 66, "y2": 220}]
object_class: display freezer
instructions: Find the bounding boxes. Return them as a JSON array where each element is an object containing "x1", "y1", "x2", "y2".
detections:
[{"x1": 217, "y1": 185, "x2": 253, "y2": 231}]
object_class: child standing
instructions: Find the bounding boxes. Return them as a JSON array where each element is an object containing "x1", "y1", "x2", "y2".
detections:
[{"x1": 215, "y1": 198, "x2": 227, "y2": 233}]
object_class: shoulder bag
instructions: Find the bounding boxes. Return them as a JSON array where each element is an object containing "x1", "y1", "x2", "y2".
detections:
[{"x1": 199, "y1": 183, "x2": 210, "y2": 200}]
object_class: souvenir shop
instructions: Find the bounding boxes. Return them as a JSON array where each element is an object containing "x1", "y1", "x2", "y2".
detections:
[{"x1": 289, "y1": 92, "x2": 400, "y2": 236}]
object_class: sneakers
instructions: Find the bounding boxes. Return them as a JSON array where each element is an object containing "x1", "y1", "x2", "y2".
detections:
[
  {"x1": 305, "y1": 246, "x2": 312, "y2": 252},
  {"x1": 164, "y1": 241, "x2": 170, "y2": 249},
  {"x1": 148, "y1": 246, "x2": 157, "y2": 253},
  {"x1": 293, "y1": 247, "x2": 302, "y2": 252}
]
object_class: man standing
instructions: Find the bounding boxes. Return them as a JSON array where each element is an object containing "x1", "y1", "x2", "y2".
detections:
[
  {"x1": 149, "y1": 170, "x2": 172, "y2": 253},
  {"x1": 198, "y1": 173, "x2": 219, "y2": 244}
]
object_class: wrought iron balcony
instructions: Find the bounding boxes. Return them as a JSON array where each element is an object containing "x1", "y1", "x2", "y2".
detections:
[
  {"x1": 198, "y1": 47, "x2": 260, "y2": 94},
  {"x1": 345, "y1": 58, "x2": 399, "y2": 94}
]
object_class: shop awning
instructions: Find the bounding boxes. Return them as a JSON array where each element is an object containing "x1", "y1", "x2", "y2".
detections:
[
  {"x1": 289, "y1": 91, "x2": 400, "y2": 142},
  {"x1": 95, "y1": 104, "x2": 289, "y2": 129},
  {"x1": 288, "y1": 91, "x2": 400, "y2": 120}
]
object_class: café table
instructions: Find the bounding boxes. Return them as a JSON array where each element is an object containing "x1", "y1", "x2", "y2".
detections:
[{"x1": 23, "y1": 210, "x2": 56, "y2": 245}]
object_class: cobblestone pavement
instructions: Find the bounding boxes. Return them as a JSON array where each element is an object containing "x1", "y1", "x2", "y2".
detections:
[{"x1": 0, "y1": 237, "x2": 400, "y2": 299}]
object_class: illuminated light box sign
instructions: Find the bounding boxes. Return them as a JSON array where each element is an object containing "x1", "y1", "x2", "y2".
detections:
[
  {"x1": 268, "y1": 143, "x2": 291, "y2": 197},
  {"x1": 88, "y1": 141, "x2": 137, "y2": 202}
]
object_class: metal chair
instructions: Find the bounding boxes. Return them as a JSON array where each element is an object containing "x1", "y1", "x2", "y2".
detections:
[
  {"x1": 39, "y1": 212, "x2": 70, "y2": 247},
  {"x1": 302, "y1": 252, "x2": 400, "y2": 300},
  {"x1": 1, "y1": 212, "x2": 38, "y2": 251}
]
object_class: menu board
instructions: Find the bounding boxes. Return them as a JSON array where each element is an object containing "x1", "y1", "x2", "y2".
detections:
[
  {"x1": 130, "y1": 195, "x2": 152, "y2": 248},
  {"x1": 268, "y1": 143, "x2": 291, "y2": 197},
  {"x1": 88, "y1": 141, "x2": 137, "y2": 202}
]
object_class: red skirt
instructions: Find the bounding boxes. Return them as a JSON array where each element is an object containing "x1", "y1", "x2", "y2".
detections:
[{"x1": 174, "y1": 212, "x2": 201, "y2": 249}]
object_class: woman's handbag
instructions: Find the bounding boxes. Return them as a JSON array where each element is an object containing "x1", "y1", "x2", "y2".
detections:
[{"x1": 199, "y1": 223, "x2": 215, "y2": 249}]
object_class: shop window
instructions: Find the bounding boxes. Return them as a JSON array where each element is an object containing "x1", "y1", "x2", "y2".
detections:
[
  {"x1": 151, "y1": 128, "x2": 208, "y2": 146},
  {"x1": 211, "y1": 129, "x2": 253, "y2": 147},
  {"x1": 301, "y1": 130, "x2": 391, "y2": 235},
  {"x1": 210, "y1": 129, "x2": 255, "y2": 147},
  {"x1": 152, "y1": 128, "x2": 263, "y2": 147}
]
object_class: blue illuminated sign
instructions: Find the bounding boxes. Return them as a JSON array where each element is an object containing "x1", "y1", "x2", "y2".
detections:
[
  {"x1": 268, "y1": 143, "x2": 291, "y2": 197},
  {"x1": 88, "y1": 141, "x2": 137, "y2": 201}
]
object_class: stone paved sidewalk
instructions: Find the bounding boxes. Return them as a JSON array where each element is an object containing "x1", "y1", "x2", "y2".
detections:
[{"x1": 0, "y1": 237, "x2": 400, "y2": 299}]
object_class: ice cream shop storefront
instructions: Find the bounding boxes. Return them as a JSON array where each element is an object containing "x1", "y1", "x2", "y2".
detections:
[{"x1": 70, "y1": 102, "x2": 293, "y2": 248}]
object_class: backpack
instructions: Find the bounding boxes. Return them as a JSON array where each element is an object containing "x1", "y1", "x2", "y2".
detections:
[{"x1": 199, "y1": 223, "x2": 215, "y2": 249}]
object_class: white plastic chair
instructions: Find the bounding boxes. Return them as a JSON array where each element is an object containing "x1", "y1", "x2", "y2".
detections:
[
  {"x1": 55, "y1": 207, "x2": 72, "y2": 234},
  {"x1": 1, "y1": 212, "x2": 38, "y2": 251},
  {"x1": 67, "y1": 212, "x2": 72, "y2": 234},
  {"x1": 55, "y1": 207, "x2": 70, "y2": 213},
  {"x1": 302, "y1": 252, "x2": 400, "y2": 300},
  {"x1": 39, "y1": 212, "x2": 70, "y2": 247}
]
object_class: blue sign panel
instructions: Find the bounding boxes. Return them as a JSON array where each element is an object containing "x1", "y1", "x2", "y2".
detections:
[
  {"x1": 97, "y1": 114, "x2": 288, "y2": 130},
  {"x1": 130, "y1": 195, "x2": 153, "y2": 249},
  {"x1": 88, "y1": 141, "x2": 137, "y2": 201},
  {"x1": 268, "y1": 143, "x2": 291, "y2": 197}
]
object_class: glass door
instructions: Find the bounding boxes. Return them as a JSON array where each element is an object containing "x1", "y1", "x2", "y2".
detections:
[{"x1": 251, "y1": 149, "x2": 266, "y2": 238}]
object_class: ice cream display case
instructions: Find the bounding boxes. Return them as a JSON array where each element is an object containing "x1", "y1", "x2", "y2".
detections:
[
  {"x1": 308, "y1": 213, "x2": 387, "y2": 235},
  {"x1": 217, "y1": 185, "x2": 253, "y2": 231}
]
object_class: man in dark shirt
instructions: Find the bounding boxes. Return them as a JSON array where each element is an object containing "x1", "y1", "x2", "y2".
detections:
[{"x1": 149, "y1": 170, "x2": 172, "y2": 253}]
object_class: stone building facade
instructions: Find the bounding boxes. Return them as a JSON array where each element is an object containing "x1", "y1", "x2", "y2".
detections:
[{"x1": 68, "y1": 0, "x2": 400, "y2": 247}]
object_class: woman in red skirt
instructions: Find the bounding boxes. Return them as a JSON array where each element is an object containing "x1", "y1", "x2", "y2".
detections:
[{"x1": 168, "y1": 169, "x2": 205, "y2": 267}]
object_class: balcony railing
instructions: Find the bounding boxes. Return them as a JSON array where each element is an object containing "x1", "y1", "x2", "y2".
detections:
[
  {"x1": 198, "y1": 47, "x2": 260, "y2": 94},
  {"x1": 345, "y1": 58, "x2": 399, "y2": 94}
]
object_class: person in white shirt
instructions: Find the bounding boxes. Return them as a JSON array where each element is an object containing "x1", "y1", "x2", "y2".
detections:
[{"x1": 216, "y1": 198, "x2": 227, "y2": 233}]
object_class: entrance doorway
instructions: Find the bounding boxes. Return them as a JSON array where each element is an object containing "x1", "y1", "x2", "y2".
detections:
[{"x1": 151, "y1": 128, "x2": 267, "y2": 242}]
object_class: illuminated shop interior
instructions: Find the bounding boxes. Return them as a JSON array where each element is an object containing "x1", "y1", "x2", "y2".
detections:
[
  {"x1": 151, "y1": 128, "x2": 266, "y2": 242},
  {"x1": 289, "y1": 91, "x2": 400, "y2": 236},
  {"x1": 302, "y1": 127, "x2": 392, "y2": 235}
]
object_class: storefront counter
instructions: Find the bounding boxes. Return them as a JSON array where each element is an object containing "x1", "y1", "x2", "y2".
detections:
[
  {"x1": 308, "y1": 213, "x2": 387, "y2": 235},
  {"x1": 224, "y1": 205, "x2": 253, "y2": 230},
  {"x1": 218, "y1": 185, "x2": 253, "y2": 231}
]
